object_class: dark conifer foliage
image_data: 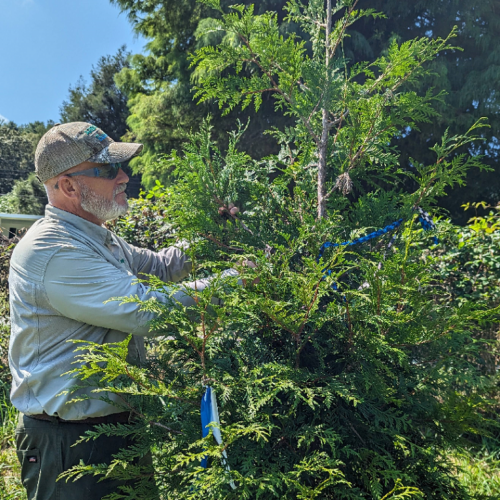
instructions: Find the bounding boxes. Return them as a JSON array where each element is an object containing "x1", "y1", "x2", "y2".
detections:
[
  {"x1": 352, "y1": 0, "x2": 500, "y2": 222},
  {"x1": 0, "y1": 121, "x2": 52, "y2": 214},
  {"x1": 110, "y1": 0, "x2": 293, "y2": 187},
  {"x1": 60, "y1": 46, "x2": 131, "y2": 142},
  {"x1": 9, "y1": 173, "x2": 48, "y2": 215},
  {"x1": 0, "y1": 123, "x2": 37, "y2": 196}
]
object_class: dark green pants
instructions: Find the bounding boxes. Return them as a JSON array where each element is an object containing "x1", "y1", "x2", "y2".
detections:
[{"x1": 15, "y1": 414, "x2": 150, "y2": 500}]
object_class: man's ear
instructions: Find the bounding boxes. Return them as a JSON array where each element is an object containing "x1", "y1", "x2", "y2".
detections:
[{"x1": 58, "y1": 176, "x2": 80, "y2": 200}]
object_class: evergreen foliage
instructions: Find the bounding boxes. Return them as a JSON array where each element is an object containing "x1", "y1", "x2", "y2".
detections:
[
  {"x1": 110, "y1": 0, "x2": 293, "y2": 187},
  {"x1": 354, "y1": 0, "x2": 500, "y2": 222},
  {"x1": 57, "y1": 1, "x2": 499, "y2": 498},
  {"x1": 111, "y1": 0, "x2": 500, "y2": 219},
  {"x1": 106, "y1": 192, "x2": 177, "y2": 251},
  {"x1": 0, "y1": 120, "x2": 53, "y2": 212},
  {"x1": 0, "y1": 122, "x2": 38, "y2": 196},
  {"x1": 8, "y1": 173, "x2": 47, "y2": 216},
  {"x1": 60, "y1": 47, "x2": 132, "y2": 142}
]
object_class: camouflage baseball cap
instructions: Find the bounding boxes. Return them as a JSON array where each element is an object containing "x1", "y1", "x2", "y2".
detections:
[{"x1": 35, "y1": 122, "x2": 143, "y2": 183}]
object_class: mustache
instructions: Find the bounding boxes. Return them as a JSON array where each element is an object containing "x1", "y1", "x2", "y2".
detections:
[{"x1": 114, "y1": 183, "x2": 127, "y2": 195}]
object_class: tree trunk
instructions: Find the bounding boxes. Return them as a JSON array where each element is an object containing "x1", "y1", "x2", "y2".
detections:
[
  {"x1": 318, "y1": 110, "x2": 329, "y2": 219},
  {"x1": 317, "y1": 0, "x2": 332, "y2": 220}
]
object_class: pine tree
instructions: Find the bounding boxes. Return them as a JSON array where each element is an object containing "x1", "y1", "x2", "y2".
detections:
[{"x1": 61, "y1": 2, "x2": 499, "y2": 498}]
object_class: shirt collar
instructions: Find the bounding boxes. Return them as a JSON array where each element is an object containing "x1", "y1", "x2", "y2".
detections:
[{"x1": 44, "y1": 205, "x2": 111, "y2": 245}]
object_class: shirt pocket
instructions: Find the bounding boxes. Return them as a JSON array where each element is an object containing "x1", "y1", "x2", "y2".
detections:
[{"x1": 16, "y1": 448, "x2": 41, "y2": 496}]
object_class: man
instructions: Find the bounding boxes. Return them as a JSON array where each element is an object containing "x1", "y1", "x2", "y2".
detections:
[{"x1": 8, "y1": 122, "x2": 239, "y2": 499}]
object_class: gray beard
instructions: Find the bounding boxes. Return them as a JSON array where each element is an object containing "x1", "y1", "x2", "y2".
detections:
[{"x1": 77, "y1": 180, "x2": 129, "y2": 222}]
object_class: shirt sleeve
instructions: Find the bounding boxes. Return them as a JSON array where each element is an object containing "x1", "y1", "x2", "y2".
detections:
[
  {"x1": 44, "y1": 247, "x2": 238, "y2": 337},
  {"x1": 118, "y1": 236, "x2": 192, "y2": 283}
]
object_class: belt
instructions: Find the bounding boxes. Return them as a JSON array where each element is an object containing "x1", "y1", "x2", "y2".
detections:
[{"x1": 26, "y1": 411, "x2": 132, "y2": 425}]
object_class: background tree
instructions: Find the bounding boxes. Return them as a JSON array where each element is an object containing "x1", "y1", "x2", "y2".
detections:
[
  {"x1": 111, "y1": 0, "x2": 293, "y2": 187},
  {"x1": 351, "y1": 0, "x2": 500, "y2": 222},
  {"x1": 10, "y1": 173, "x2": 48, "y2": 215},
  {"x1": 0, "y1": 122, "x2": 37, "y2": 196},
  {"x1": 60, "y1": 46, "x2": 131, "y2": 141},
  {"x1": 60, "y1": 46, "x2": 143, "y2": 197},
  {"x1": 0, "y1": 121, "x2": 53, "y2": 213}
]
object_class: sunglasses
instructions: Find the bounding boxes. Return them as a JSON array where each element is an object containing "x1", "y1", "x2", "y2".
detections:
[{"x1": 65, "y1": 163, "x2": 123, "y2": 180}]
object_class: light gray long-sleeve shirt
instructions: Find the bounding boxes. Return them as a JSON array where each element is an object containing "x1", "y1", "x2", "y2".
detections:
[{"x1": 8, "y1": 205, "x2": 235, "y2": 420}]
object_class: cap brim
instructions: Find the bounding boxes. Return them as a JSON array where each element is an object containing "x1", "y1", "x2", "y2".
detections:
[{"x1": 87, "y1": 142, "x2": 143, "y2": 164}]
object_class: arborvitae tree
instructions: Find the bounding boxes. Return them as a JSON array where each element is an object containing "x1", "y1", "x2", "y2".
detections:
[
  {"x1": 111, "y1": 0, "x2": 500, "y2": 219},
  {"x1": 61, "y1": 1, "x2": 499, "y2": 498}
]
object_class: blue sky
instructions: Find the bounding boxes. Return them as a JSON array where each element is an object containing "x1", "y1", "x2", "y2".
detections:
[{"x1": 0, "y1": 0, "x2": 146, "y2": 125}]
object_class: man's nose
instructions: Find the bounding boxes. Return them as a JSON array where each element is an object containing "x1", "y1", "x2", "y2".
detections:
[{"x1": 117, "y1": 167, "x2": 129, "y2": 184}]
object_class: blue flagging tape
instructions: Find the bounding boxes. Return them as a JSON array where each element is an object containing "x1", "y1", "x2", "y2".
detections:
[
  {"x1": 318, "y1": 208, "x2": 438, "y2": 290},
  {"x1": 200, "y1": 387, "x2": 237, "y2": 488},
  {"x1": 317, "y1": 218, "x2": 404, "y2": 262},
  {"x1": 416, "y1": 207, "x2": 439, "y2": 244},
  {"x1": 200, "y1": 387, "x2": 212, "y2": 468}
]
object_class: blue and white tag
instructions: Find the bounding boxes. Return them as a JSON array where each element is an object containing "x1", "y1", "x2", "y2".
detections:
[{"x1": 201, "y1": 386, "x2": 236, "y2": 489}]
